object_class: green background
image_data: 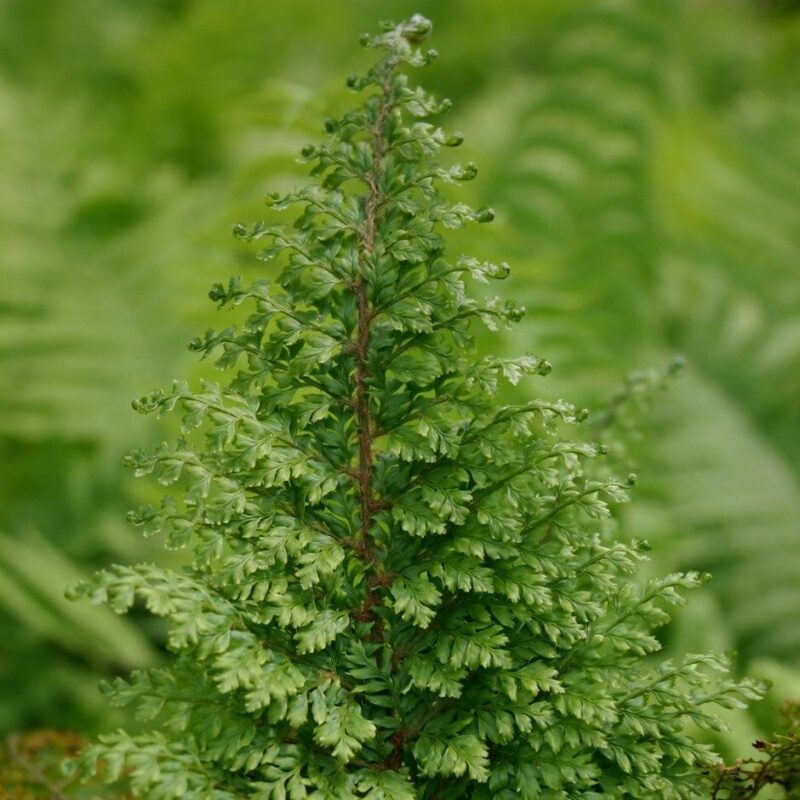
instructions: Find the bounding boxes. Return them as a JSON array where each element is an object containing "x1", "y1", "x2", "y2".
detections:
[{"x1": 1, "y1": 0, "x2": 799, "y2": 762}]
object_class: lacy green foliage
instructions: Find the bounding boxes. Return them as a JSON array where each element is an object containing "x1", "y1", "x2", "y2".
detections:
[
  {"x1": 3, "y1": 0, "x2": 798, "y2": 743},
  {"x1": 65, "y1": 14, "x2": 765, "y2": 799},
  {"x1": 709, "y1": 702, "x2": 800, "y2": 798}
]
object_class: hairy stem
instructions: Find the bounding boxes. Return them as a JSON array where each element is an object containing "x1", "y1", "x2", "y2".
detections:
[
  {"x1": 354, "y1": 66, "x2": 393, "y2": 583},
  {"x1": 352, "y1": 62, "x2": 412, "y2": 770}
]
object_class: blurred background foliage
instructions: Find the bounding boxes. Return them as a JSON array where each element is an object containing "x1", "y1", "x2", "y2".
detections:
[{"x1": 1, "y1": 0, "x2": 799, "y2": 765}]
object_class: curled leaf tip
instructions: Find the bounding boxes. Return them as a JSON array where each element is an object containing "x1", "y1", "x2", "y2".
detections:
[{"x1": 402, "y1": 14, "x2": 433, "y2": 43}]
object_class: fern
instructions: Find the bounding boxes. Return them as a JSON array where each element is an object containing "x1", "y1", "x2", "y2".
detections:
[{"x1": 67, "y1": 15, "x2": 761, "y2": 799}]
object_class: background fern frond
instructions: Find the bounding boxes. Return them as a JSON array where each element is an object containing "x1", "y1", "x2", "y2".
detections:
[{"x1": 467, "y1": 0, "x2": 800, "y2": 675}]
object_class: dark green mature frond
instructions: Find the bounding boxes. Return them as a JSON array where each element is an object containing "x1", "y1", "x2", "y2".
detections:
[{"x1": 69, "y1": 15, "x2": 761, "y2": 799}]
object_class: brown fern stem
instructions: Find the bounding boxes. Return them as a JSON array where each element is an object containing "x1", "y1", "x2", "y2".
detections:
[{"x1": 353, "y1": 67, "x2": 394, "y2": 626}]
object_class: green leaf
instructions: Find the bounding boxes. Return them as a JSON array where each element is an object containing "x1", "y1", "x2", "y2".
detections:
[
  {"x1": 390, "y1": 573, "x2": 441, "y2": 628},
  {"x1": 294, "y1": 609, "x2": 350, "y2": 654},
  {"x1": 413, "y1": 733, "x2": 489, "y2": 782},
  {"x1": 312, "y1": 691, "x2": 376, "y2": 762}
]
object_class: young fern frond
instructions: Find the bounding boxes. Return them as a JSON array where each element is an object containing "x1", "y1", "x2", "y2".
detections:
[{"x1": 68, "y1": 15, "x2": 762, "y2": 799}]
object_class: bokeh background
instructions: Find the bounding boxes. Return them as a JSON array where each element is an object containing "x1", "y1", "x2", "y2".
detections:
[{"x1": 1, "y1": 0, "x2": 799, "y2": 769}]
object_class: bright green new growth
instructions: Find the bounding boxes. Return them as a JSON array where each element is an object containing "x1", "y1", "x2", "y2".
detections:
[{"x1": 69, "y1": 15, "x2": 762, "y2": 799}]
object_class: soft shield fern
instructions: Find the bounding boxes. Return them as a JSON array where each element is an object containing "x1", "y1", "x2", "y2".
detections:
[{"x1": 68, "y1": 15, "x2": 762, "y2": 799}]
